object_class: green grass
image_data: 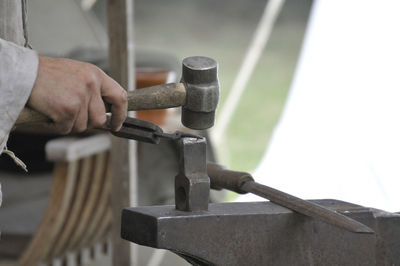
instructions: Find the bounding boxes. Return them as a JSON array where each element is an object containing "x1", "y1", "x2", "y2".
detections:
[{"x1": 216, "y1": 25, "x2": 306, "y2": 172}]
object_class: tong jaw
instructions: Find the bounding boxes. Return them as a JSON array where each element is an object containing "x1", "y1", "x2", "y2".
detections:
[{"x1": 110, "y1": 116, "x2": 203, "y2": 144}]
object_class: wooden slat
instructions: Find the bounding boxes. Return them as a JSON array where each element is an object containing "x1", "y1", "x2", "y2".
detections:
[
  {"x1": 108, "y1": 0, "x2": 136, "y2": 265},
  {"x1": 65, "y1": 252, "x2": 77, "y2": 266},
  {"x1": 46, "y1": 135, "x2": 111, "y2": 162},
  {"x1": 91, "y1": 205, "x2": 112, "y2": 244},
  {"x1": 67, "y1": 152, "x2": 108, "y2": 250},
  {"x1": 18, "y1": 161, "x2": 79, "y2": 265},
  {"x1": 48, "y1": 157, "x2": 94, "y2": 259},
  {"x1": 89, "y1": 167, "x2": 112, "y2": 244},
  {"x1": 80, "y1": 154, "x2": 112, "y2": 247}
]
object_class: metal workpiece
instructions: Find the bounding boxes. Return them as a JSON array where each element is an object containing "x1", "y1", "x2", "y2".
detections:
[
  {"x1": 121, "y1": 200, "x2": 400, "y2": 266},
  {"x1": 240, "y1": 181, "x2": 374, "y2": 234},
  {"x1": 175, "y1": 137, "x2": 210, "y2": 211},
  {"x1": 181, "y1": 56, "x2": 219, "y2": 130},
  {"x1": 206, "y1": 163, "x2": 373, "y2": 234}
]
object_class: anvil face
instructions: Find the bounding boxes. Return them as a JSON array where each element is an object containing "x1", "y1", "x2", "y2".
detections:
[{"x1": 121, "y1": 200, "x2": 400, "y2": 266}]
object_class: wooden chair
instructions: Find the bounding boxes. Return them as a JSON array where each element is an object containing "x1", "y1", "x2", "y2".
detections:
[
  {"x1": 0, "y1": 60, "x2": 186, "y2": 266},
  {"x1": 16, "y1": 134, "x2": 113, "y2": 266}
]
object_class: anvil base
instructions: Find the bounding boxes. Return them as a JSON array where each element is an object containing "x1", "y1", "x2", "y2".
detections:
[{"x1": 121, "y1": 200, "x2": 400, "y2": 266}]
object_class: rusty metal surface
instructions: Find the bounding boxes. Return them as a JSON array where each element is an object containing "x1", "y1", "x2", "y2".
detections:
[
  {"x1": 241, "y1": 181, "x2": 374, "y2": 234},
  {"x1": 207, "y1": 163, "x2": 373, "y2": 234},
  {"x1": 121, "y1": 200, "x2": 400, "y2": 266},
  {"x1": 181, "y1": 56, "x2": 219, "y2": 130},
  {"x1": 174, "y1": 137, "x2": 210, "y2": 212}
]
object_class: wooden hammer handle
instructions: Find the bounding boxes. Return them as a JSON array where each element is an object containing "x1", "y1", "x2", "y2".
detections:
[{"x1": 16, "y1": 83, "x2": 186, "y2": 126}]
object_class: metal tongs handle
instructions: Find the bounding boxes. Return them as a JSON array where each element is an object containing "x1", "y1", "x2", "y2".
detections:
[{"x1": 100, "y1": 116, "x2": 202, "y2": 144}]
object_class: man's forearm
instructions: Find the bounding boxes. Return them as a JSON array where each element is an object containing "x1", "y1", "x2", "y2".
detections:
[{"x1": 0, "y1": 38, "x2": 39, "y2": 153}]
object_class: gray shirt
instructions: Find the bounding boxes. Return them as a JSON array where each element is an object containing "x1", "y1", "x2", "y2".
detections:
[
  {"x1": 0, "y1": 38, "x2": 39, "y2": 154},
  {"x1": 0, "y1": 0, "x2": 39, "y2": 206},
  {"x1": 0, "y1": 0, "x2": 39, "y2": 154}
]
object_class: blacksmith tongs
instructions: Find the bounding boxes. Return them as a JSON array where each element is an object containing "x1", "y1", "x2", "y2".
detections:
[{"x1": 100, "y1": 116, "x2": 202, "y2": 144}]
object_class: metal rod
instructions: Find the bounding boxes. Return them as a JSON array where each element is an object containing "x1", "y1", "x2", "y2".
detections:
[
  {"x1": 240, "y1": 181, "x2": 374, "y2": 234},
  {"x1": 206, "y1": 163, "x2": 374, "y2": 234}
]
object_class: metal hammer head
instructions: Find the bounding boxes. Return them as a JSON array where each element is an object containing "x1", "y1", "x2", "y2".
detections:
[{"x1": 181, "y1": 56, "x2": 219, "y2": 130}]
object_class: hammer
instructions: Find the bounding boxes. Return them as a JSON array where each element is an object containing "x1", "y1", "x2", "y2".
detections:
[{"x1": 15, "y1": 56, "x2": 219, "y2": 130}]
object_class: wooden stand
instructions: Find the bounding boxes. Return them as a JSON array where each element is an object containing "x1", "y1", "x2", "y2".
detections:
[{"x1": 107, "y1": 1, "x2": 136, "y2": 266}]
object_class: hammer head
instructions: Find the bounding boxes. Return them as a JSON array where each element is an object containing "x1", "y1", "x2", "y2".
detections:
[{"x1": 181, "y1": 56, "x2": 219, "y2": 130}]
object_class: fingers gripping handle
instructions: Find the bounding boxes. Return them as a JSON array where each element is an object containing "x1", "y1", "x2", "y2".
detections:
[{"x1": 15, "y1": 83, "x2": 186, "y2": 126}]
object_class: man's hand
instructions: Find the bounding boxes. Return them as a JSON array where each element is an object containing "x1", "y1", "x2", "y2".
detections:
[{"x1": 27, "y1": 56, "x2": 127, "y2": 134}]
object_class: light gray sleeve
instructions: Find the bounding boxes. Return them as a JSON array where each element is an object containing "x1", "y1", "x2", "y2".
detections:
[{"x1": 0, "y1": 38, "x2": 39, "y2": 154}]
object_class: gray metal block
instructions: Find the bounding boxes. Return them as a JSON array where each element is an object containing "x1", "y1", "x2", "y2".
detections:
[{"x1": 121, "y1": 199, "x2": 400, "y2": 266}]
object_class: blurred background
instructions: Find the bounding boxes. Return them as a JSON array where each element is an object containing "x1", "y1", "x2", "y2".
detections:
[
  {"x1": 123, "y1": 0, "x2": 311, "y2": 173},
  {"x1": 28, "y1": 0, "x2": 312, "y2": 172},
  {"x1": 0, "y1": 1, "x2": 313, "y2": 265},
  {"x1": 3, "y1": 0, "x2": 400, "y2": 265}
]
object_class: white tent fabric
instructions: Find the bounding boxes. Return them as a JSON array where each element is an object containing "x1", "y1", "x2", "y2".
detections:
[{"x1": 238, "y1": 0, "x2": 400, "y2": 212}]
